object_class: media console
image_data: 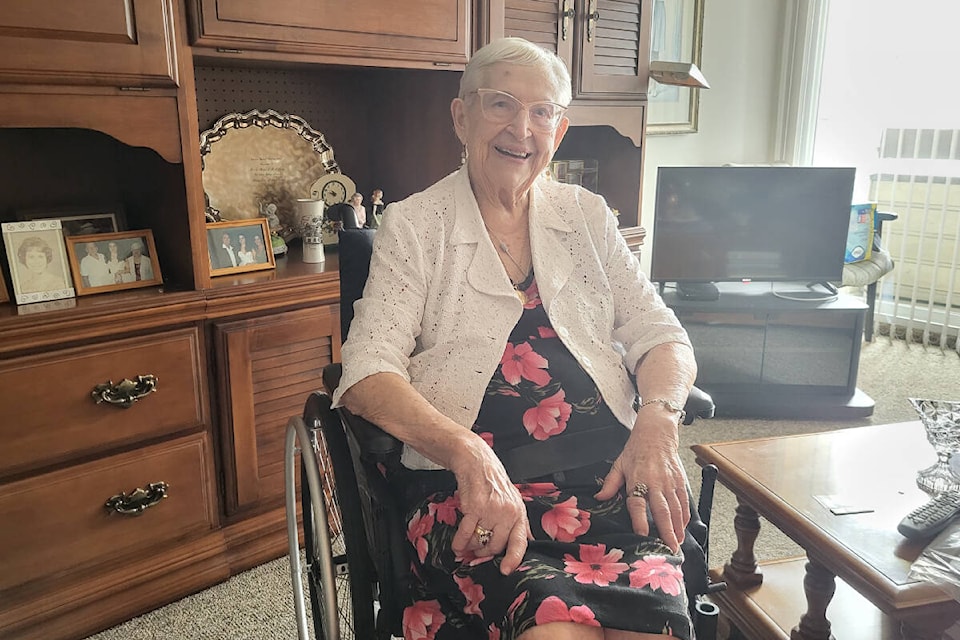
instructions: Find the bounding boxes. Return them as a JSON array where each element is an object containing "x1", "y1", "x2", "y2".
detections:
[{"x1": 661, "y1": 282, "x2": 874, "y2": 419}]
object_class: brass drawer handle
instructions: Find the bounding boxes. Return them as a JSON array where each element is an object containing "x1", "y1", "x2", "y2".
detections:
[
  {"x1": 561, "y1": 0, "x2": 575, "y2": 40},
  {"x1": 91, "y1": 374, "x2": 158, "y2": 408},
  {"x1": 104, "y1": 481, "x2": 169, "y2": 515},
  {"x1": 587, "y1": 0, "x2": 600, "y2": 41}
]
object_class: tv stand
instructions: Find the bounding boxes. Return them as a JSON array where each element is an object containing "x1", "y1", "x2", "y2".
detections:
[
  {"x1": 663, "y1": 282, "x2": 873, "y2": 419},
  {"x1": 676, "y1": 281, "x2": 720, "y2": 301}
]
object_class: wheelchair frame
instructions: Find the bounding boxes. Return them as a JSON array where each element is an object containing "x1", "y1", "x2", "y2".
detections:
[{"x1": 285, "y1": 380, "x2": 724, "y2": 640}]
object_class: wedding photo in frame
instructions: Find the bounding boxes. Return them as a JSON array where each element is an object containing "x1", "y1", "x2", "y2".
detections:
[
  {"x1": 1, "y1": 220, "x2": 76, "y2": 305},
  {"x1": 647, "y1": 0, "x2": 706, "y2": 134},
  {"x1": 18, "y1": 204, "x2": 126, "y2": 236},
  {"x1": 65, "y1": 230, "x2": 162, "y2": 296},
  {"x1": 206, "y1": 218, "x2": 275, "y2": 277}
]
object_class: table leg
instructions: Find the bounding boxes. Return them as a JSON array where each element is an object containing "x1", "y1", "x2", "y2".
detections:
[
  {"x1": 790, "y1": 557, "x2": 836, "y2": 640},
  {"x1": 723, "y1": 498, "x2": 764, "y2": 589}
]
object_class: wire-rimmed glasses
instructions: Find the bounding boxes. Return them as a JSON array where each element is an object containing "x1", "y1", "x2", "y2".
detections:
[{"x1": 468, "y1": 88, "x2": 568, "y2": 133}]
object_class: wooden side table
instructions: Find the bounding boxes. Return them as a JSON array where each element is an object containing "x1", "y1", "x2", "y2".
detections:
[{"x1": 693, "y1": 422, "x2": 960, "y2": 640}]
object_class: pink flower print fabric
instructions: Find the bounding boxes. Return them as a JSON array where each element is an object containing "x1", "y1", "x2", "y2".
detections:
[{"x1": 391, "y1": 275, "x2": 694, "y2": 639}]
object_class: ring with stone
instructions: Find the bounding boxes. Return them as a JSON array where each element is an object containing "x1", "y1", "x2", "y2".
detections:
[
  {"x1": 475, "y1": 525, "x2": 493, "y2": 546},
  {"x1": 631, "y1": 482, "x2": 649, "y2": 499}
]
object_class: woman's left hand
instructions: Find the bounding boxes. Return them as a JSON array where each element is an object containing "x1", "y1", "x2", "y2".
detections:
[{"x1": 594, "y1": 413, "x2": 690, "y2": 553}]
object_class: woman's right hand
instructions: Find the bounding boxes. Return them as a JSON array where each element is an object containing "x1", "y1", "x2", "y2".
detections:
[{"x1": 449, "y1": 438, "x2": 529, "y2": 575}]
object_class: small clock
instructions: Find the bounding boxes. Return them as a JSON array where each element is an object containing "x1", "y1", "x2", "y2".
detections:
[{"x1": 310, "y1": 173, "x2": 357, "y2": 207}]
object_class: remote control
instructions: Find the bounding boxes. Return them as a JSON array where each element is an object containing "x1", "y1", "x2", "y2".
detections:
[{"x1": 897, "y1": 492, "x2": 960, "y2": 541}]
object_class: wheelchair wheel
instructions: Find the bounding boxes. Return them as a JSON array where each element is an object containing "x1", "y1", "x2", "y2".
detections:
[{"x1": 302, "y1": 393, "x2": 379, "y2": 639}]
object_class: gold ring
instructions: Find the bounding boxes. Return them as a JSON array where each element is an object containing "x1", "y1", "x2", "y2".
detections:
[
  {"x1": 631, "y1": 482, "x2": 649, "y2": 499},
  {"x1": 475, "y1": 525, "x2": 493, "y2": 546}
]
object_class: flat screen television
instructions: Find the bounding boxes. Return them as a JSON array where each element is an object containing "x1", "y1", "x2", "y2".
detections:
[{"x1": 650, "y1": 166, "x2": 856, "y2": 288}]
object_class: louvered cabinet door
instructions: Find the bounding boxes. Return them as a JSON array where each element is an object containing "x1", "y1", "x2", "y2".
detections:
[
  {"x1": 498, "y1": 0, "x2": 575, "y2": 68},
  {"x1": 491, "y1": 0, "x2": 650, "y2": 99},
  {"x1": 577, "y1": 0, "x2": 651, "y2": 97},
  {"x1": 214, "y1": 304, "x2": 340, "y2": 515}
]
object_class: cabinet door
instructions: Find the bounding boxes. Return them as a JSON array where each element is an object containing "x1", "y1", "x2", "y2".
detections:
[
  {"x1": 490, "y1": 0, "x2": 649, "y2": 99},
  {"x1": 577, "y1": 0, "x2": 651, "y2": 97},
  {"x1": 190, "y1": 0, "x2": 469, "y2": 67},
  {"x1": 0, "y1": 0, "x2": 178, "y2": 87},
  {"x1": 214, "y1": 305, "x2": 339, "y2": 515},
  {"x1": 495, "y1": 0, "x2": 575, "y2": 68}
]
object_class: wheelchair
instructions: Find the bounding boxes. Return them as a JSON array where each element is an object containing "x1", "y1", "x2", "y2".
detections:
[{"x1": 285, "y1": 229, "x2": 725, "y2": 640}]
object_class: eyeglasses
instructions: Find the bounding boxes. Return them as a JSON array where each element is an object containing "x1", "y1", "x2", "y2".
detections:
[{"x1": 468, "y1": 89, "x2": 568, "y2": 133}]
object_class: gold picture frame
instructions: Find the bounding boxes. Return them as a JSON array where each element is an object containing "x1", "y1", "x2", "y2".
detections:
[
  {"x1": 206, "y1": 219, "x2": 276, "y2": 277},
  {"x1": 1, "y1": 220, "x2": 76, "y2": 305},
  {"x1": 647, "y1": 0, "x2": 706, "y2": 134},
  {"x1": 65, "y1": 230, "x2": 163, "y2": 296}
]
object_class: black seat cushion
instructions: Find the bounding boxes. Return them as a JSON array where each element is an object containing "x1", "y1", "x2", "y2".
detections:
[{"x1": 337, "y1": 228, "x2": 377, "y2": 341}]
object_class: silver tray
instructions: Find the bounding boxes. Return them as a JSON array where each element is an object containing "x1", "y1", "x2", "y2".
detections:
[{"x1": 199, "y1": 110, "x2": 343, "y2": 237}]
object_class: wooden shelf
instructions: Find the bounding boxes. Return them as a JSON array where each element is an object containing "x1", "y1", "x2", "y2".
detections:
[{"x1": 710, "y1": 558, "x2": 902, "y2": 640}]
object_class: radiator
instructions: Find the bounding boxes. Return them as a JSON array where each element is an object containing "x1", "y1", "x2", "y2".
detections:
[{"x1": 869, "y1": 128, "x2": 960, "y2": 353}]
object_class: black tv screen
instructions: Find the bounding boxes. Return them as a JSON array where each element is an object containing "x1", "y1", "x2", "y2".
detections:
[{"x1": 650, "y1": 166, "x2": 856, "y2": 284}]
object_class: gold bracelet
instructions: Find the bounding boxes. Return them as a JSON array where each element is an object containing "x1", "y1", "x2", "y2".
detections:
[{"x1": 638, "y1": 398, "x2": 686, "y2": 425}]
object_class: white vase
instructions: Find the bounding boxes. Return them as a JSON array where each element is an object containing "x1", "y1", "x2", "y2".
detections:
[{"x1": 302, "y1": 240, "x2": 325, "y2": 263}]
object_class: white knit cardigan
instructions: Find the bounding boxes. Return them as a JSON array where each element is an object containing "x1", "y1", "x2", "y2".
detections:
[{"x1": 332, "y1": 168, "x2": 691, "y2": 471}]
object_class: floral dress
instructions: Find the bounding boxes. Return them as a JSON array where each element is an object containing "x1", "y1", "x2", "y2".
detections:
[{"x1": 393, "y1": 273, "x2": 694, "y2": 640}]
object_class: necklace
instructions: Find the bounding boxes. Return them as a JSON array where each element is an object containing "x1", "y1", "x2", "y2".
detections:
[{"x1": 483, "y1": 223, "x2": 531, "y2": 304}]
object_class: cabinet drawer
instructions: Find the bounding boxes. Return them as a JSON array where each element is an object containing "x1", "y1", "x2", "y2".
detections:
[
  {"x1": 0, "y1": 328, "x2": 207, "y2": 477},
  {"x1": 0, "y1": 0, "x2": 178, "y2": 87},
  {"x1": 190, "y1": 0, "x2": 469, "y2": 67},
  {"x1": 0, "y1": 433, "x2": 216, "y2": 594}
]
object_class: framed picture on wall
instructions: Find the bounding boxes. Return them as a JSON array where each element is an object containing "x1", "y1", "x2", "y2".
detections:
[
  {"x1": 206, "y1": 219, "x2": 276, "y2": 277},
  {"x1": 1, "y1": 220, "x2": 76, "y2": 305},
  {"x1": 647, "y1": 0, "x2": 706, "y2": 134},
  {"x1": 65, "y1": 230, "x2": 163, "y2": 295},
  {"x1": 18, "y1": 205, "x2": 126, "y2": 236}
]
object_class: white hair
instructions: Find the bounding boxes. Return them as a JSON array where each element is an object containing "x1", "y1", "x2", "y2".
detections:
[{"x1": 459, "y1": 37, "x2": 572, "y2": 106}]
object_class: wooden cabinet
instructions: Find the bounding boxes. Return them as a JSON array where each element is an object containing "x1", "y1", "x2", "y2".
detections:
[
  {"x1": 482, "y1": 0, "x2": 651, "y2": 100},
  {"x1": 0, "y1": 0, "x2": 654, "y2": 636},
  {"x1": 0, "y1": 321, "x2": 228, "y2": 640},
  {"x1": 188, "y1": 0, "x2": 470, "y2": 68},
  {"x1": 213, "y1": 304, "x2": 340, "y2": 518},
  {"x1": 0, "y1": 0, "x2": 178, "y2": 87}
]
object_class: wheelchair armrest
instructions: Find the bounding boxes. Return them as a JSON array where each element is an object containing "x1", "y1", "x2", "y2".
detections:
[
  {"x1": 322, "y1": 363, "x2": 404, "y2": 461},
  {"x1": 683, "y1": 386, "x2": 715, "y2": 425},
  {"x1": 339, "y1": 409, "x2": 405, "y2": 460}
]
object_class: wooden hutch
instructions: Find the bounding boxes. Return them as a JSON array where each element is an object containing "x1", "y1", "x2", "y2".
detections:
[{"x1": 0, "y1": 2, "x2": 654, "y2": 638}]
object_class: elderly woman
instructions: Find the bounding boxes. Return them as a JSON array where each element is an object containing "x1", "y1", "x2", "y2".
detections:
[{"x1": 333, "y1": 38, "x2": 698, "y2": 640}]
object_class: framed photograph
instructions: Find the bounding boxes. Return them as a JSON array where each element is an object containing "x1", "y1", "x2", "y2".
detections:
[
  {"x1": 647, "y1": 0, "x2": 706, "y2": 134},
  {"x1": 206, "y1": 219, "x2": 276, "y2": 277},
  {"x1": 65, "y1": 230, "x2": 163, "y2": 296},
  {"x1": 18, "y1": 205, "x2": 126, "y2": 236},
  {"x1": 1, "y1": 220, "x2": 76, "y2": 305}
]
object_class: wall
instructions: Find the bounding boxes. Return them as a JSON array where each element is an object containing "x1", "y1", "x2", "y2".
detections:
[{"x1": 640, "y1": 0, "x2": 787, "y2": 272}]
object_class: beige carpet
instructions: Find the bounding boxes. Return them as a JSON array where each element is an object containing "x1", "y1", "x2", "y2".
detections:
[{"x1": 87, "y1": 337, "x2": 960, "y2": 640}]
